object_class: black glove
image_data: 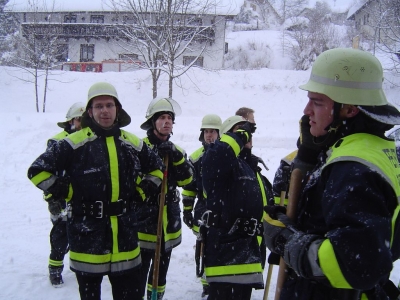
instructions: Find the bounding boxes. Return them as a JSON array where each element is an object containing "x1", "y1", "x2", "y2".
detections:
[
  {"x1": 249, "y1": 122, "x2": 257, "y2": 133},
  {"x1": 139, "y1": 179, "x2": 159, "y2": 205},
  {"x1": 46, "y1": 177, "x2": 70, "y2": 200},
  {"x1": 183, "y1": 211, "x2": 194, "y2": 229},
  {"x1": 264, "y1": 205, "x2": 287, "y2": 219},
  {"x1": 158, "y1": 141, "x2": 184, "y2": 162},
  {"x1": 47, "y1": 197, "x2": 64, "y2": 215},
  {"x1": 295, "y1": 115, "x2": 322, "y2": 170},
  {"x1": 264, "y1": 207, "x2": 322, "y2": 278},
  {"x1": 235, "y1": 121, "x2": 253, "y2": 145}
]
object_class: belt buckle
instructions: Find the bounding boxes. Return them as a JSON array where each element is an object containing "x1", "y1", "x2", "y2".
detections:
[
  {"x1": 95, "y1": 201, "x2": 103, "y2": 218},
  {"x1": 200, "y1": 210, "x2": 212, "y2": 228},
  {"x1": 116, "y1": 199, "x2": 126, "y2": 217},
  {"x1": 247, "y1": 218, "x2": 257, "y2": 236}
]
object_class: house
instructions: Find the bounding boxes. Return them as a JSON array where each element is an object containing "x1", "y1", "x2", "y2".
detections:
[
  {"x1": 347, "y1": 0, "x2": 400, "y2": 47},
  {"x1": 5, "y1": 0, "x2": 240, "y2": 71}
]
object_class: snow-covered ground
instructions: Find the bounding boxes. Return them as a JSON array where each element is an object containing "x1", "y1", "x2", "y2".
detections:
[{"x1": 1, "y1": 40, "x2": 399, "y2": 298}]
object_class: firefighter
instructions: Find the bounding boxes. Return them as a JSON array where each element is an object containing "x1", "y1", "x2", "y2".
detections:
[
  {"x1": 201, "y1": 115, "x2": 268, "y2": 300},
  {"x1": 45, "y1": 102, "x2": 85, "y2": 286},
  {"x1": 137, "y1": 97, "x2": 193, "y2": 300},
  {"x1": 181, "y1": 113, "x2": 222, "y2": 297},
  {"x1": 28, "y1": 82, "x2": 164, "y2": 300},
  {"x1": 264, "y1": 48, "x2": 400, "y2": 299}
]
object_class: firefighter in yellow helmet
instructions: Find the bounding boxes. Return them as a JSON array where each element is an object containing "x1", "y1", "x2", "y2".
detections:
[{"x1": 264, "y1": 48, "x2": 400, "y2": 299}]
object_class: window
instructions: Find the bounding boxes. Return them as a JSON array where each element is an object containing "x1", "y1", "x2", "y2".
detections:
[
  {"x1": 80, "y1": 44, "x2": 94, "y2": 62},
  {"x1": 90, "y1": 15, "x2": 104, "y2": 23},
  {"x1": 188, "y1": 17, "x2": 202, "y2": 26},
  {"x1": 118, "y1": 53, "x2": 138, "y2": 61},
  {"x1": 55, "y1": 44, "x2": 68, "y2": 62},
  {"x1": 64, "y1": 14, "x2": 77, "y2": 23},
  {"x1": 183, "y1": 56, "x2": 203, "y2": 67}
]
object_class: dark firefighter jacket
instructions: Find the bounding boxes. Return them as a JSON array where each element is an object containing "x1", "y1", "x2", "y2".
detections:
[
  {"x1": 136, "y1": 130, "x2": 193, "y2": 252},
  {"x1": 201, "y1": 132, "x2": 265, "y2": 287},
  {"x1": 283, "y1": 133, "x2": 400, "y2": 300},
  {"x1": 181, "y1": 144, "x2": 208, "y2": 235},
  {"x1": 272, "y1": 150, "x2": 297, "y2": 206},
  {"x1": 28, "y1": 124, "x2": 164, "y2": 276}
]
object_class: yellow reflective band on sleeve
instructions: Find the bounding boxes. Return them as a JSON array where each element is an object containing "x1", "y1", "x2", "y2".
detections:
[
  {"x1": 206, "y1": 263, "x2": 262, "y2": 277},
  {"x1": 149, "y1": 169, "x2": 163, "y2": 181},
  {"x1": 220, "y1": 134, "x2": 241, "y2": 156},
  {"x1": 183, "y1": 206, "x2": 193, "y2": 211},
  {"x1": 177, "y1": 176, "x2": 193, "y2": 186},
  {"x1": 173, "y1": 156, "x2": 185, "y2": 166},
  {"x1": 31, "y1": 171, "x2": 52, "y2": 186},
  {"x1": 318, "y1": 239, "x2": 352, "y2": 289},
  {"x1": 263, "y1": 214, "x2": 286, "y2": 227},
  {"x1": 182, "y1": 189, "x2": 196, "y2": 197}
]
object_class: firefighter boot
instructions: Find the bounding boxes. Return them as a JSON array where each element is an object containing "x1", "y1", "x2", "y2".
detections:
[
  {"x1": 201, "y1": 285, "x2": 209, "y2": 297},
  {"x1": 147, "y1": 291, "x2": 165, "y2": 300},
  {"x1": 49, "y1": 265, "x2": 64, "y2": 287}
]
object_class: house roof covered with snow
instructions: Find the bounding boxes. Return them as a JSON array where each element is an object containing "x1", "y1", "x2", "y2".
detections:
[{"x1": 5, "y1": 0, "x2": 243, "y2": 15}]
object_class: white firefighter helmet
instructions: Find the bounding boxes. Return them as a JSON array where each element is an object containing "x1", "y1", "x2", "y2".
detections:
[
  {"x1": 299, "y1": 48, "x2": 400, "y2": 125},
  {"x1": 199, "y1": 114, "x2": 222, "y2": 142},
  {"x1": 57, "y1": 102, "x2": 85, "y2": 128},
  {"x1": 221, "y1": 115, "x2": 246, "y2": 134},
  {"x1": 81, "y1": 82, "x2": 131, "y2": 128},
  {"x1": 140, "y1": 97, "x2": 182, "y2": 130}
]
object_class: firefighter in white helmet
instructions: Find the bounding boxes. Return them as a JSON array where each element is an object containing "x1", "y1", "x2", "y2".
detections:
[
  {"x1": 44, "y1": 102, "x2": 85, "y2": 286},
  {"x1": 264, "y1": 48, "x2": 400, "y2": 299},
  {"x1": 137, "y1": 97, "x2": 193, "y2": 300},
  {"x1": 181, "y1": 114, "x2": 222, "y2": 297},
  {"x1": 28, "y1": 82, "x2": 164, "y2": 299}
]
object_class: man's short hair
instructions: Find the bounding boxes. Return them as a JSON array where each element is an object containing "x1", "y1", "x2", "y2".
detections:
[{"x1": 235, "y1": 107, "x2": 255, "y2": 120}]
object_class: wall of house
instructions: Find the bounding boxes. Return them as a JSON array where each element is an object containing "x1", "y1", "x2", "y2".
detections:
[{"x1": 18, "y1": 11, "x2": 227, "y2": 70}]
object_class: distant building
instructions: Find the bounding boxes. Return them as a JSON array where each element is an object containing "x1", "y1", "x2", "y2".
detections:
[{"x1": 7, "y1": 6, "x2": 232, "y2": 71}]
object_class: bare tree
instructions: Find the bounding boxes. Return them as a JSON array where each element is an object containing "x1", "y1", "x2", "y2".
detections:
[
  {"x1": 5, "y1": 0, "x2": 66, "y2": 112},
  {"x1": 368, "y1": 0, "x2": 400, "y2": 74},
  {"x1": 285, "y1": 1, "x2": 344, "y2": 70},
  {"x1": 110, "y1": 0, "x2": 222, "y2": 98}
]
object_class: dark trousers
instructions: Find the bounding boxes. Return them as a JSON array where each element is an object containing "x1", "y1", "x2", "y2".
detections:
[
  {"x1": 49, "y1": 219, "x2": 68, "y2": 265},
  {"x1": 207, "y1": 282, "x2": 252, "y2": 300},
  {"x1": 75, "y1": 270, "x2": 142, "y2": 300},
  {"x1": 140, "y1": 248, "x2": 172, "y2": 298}
]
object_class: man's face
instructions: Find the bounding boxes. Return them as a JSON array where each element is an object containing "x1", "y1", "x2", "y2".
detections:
[
  {"x1": 154, "y1": 113, "x2": 173, "y2": 136},
  {"x1": 88, "y1": 96, "x2": 117, "y2": 129},
  {"x1": 303, "y1": 92, "x2": 334, "y2": 137},
  {"x1": 204, "y1": 128, "x2": 219, "y2": 144},
  {"x1": 72, "y1": 117, "x2": 82, "y2": 131},
  {"x1": 246, "y1": 112, "x2": 255, "y2": 124}
]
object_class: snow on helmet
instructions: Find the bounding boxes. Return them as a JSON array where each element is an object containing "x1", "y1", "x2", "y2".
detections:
[
  {"x1": 199, "y1": 114, "x2": 222, "y2": 142},
  {"x1": 57, "y1": 102, "x2": 85, "y2": 128},
  {"x1": 140, "y1": 97, "x2": 182, "y2": 130},
  {"x1": 82, "y1": 82, "x2": 131, "y2": 128},
  {"x1": 299, "y1": 48, "x2": 400, "y2": 125},
  {"x1": 221, "y1": 115, "x2": 246, "y2": 134}
]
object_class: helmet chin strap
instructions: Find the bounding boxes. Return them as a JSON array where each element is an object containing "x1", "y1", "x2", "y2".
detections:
[{"x1": 313, "y1": 102, "x2": 344, "y2": 147}]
